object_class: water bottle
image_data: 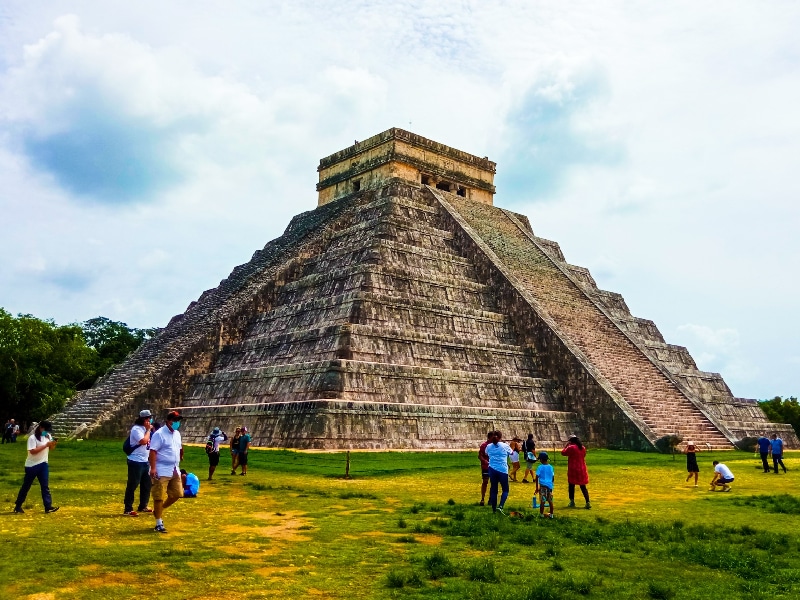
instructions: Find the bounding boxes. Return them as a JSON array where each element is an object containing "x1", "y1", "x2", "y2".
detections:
[{"x1": 532, "y1": 496, "x2": 538, "y2": 508}]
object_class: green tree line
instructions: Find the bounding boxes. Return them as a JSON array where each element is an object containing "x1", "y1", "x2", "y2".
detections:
[
  {"x1": 759, "y1": 396, "x2": 800, "y2": 436},
  {"x1": 0, "y1": 309, "x2": 157, "y2": 426}
]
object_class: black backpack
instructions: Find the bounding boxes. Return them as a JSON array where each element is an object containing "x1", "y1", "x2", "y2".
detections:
[
  {"x1": 205, "y1": 435, "x2": 215, "y2": 454},
  {"x1": 122, "y1": 434, "x2": 136, "y2": 456}
]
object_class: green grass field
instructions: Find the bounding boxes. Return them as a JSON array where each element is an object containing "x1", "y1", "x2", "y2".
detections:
[{"x1": 1, "y1": 440, "x2": 798, "y2": 599}]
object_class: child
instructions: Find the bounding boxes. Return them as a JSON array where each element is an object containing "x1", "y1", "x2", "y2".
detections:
[
  {"x1": 509, "y1": 440, "x2": 521, "y2": 482},
  {"x1": 534, "y1": 452, "x2": 555, "y2": 518},
  {"x1": 685, "y1": 440, "x2": 700, "y2": 486}
]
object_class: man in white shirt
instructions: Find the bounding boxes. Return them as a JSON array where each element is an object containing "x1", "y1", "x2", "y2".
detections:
[
  {"x1": 124, "y1": 409, "x2": 154, "y2": 516},
  {"x1": 206, "y1": 426, "x2": 228, "y2": 481},
  {"x1": 710, "y1": 461, "x2": 735, "y2": 492},
  {"x1": 148, "y1": 411, "x2": 184, "y2": 533}
]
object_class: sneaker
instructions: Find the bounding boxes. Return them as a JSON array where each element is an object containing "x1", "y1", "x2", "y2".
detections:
[
  {"x1": 585, "y1": 502, "x2": 592, "y2": 510},
  {"x1": 497, "y1": 506, "x2": 506, "y2": 515},
  {"x1": 45, "y1": 506, "x2": 60, "y2": 514},
  {"x1": 722, "y1": 485, "x2": 732, "y2": 492},
  {"x1": 479, "y1": 500, "x2": 485, "y2": 506},
  {"x1": 154, "y1": 524, "x2": 167, "y2": 533},
  {"x1": 124, "y1": 510, "x2": 139, "y2": 517},
  {"x1": 567, "y1": 501, "x2": 576, "y2": 508},
  {"x1": 230, "y1": 470, "x2": 236, "y2": 475},
  {"x1": 13, "y1": 507, "x2": 24, "y2": 514},
  {"x1": 138, "y1": 507, "x2": 153, "y2": 513},
  {"x1": 548, "y1": 513, "x2": 554, "y2": 519},
  {"x1": 521, "y1": 479, "x2": 529, "y2": 484},
  {"x1": 240, "y1": 472, "x2": 246, "y2": 476}
]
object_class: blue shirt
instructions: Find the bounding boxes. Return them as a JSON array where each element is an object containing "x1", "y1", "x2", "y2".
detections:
[
  {"x1": 485, "y1": 442, "x2": 512, "y2": 473},
  {"x1": 536, "y1": 463, "x2": 554, "y2": 489},
  {"x1": 184, "y1": 473, "x2": 200, "y2": 497},
  {"x1": 757, "y1": 437, "x2": 771, "y2": 453},
  {"x1": 771, "y1": 438, "x2": 784, "y2": 455}
]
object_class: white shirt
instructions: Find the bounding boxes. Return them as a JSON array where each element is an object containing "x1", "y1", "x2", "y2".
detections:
[
  {"x1": 128, "y1": 425, "x2": 149, "y2": 463},
  {"x1": 149, "y1": 426, "x2": 182, "y2": 477},
  {"x1": 211, "y1": 433, "x2": 227, "y2": 452},
  {"x1": 714, "y1": 463, "x2": 734, "y2": 479},
  {"x1": 25, "y1": 433, "x2": 51, "y2": 467},
  {"x1": 486, "y1": 442, "x2": 512, "y2": 473}
]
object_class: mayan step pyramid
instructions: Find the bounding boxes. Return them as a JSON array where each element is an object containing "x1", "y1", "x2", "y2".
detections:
[{"x1": 51, "y1": 128, "x2": 797, "y2": 450}]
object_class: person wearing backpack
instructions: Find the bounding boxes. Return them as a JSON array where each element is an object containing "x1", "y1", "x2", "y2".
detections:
[
  {"x1": 123, "y1": 409, "x2": 154, "y2": 517},
  {"x1": 521, "y1": 434, "x2": 537, "y2": 484},
  {"x1": 206, "y1": 426, "x2": 228, "y2": 480}
]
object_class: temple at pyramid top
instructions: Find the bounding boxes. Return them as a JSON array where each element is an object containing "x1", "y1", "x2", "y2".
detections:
[{"x1": 317, "y1": 127, "x2": 496, "y2": 206}]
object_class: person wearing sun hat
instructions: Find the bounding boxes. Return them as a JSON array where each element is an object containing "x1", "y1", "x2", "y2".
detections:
[
  {"x1": 206, "y1": 426, "x2": 228, "y2": 481},
  {"x1": 148, "y1": 410, "x2": 184, "y2": 533}
]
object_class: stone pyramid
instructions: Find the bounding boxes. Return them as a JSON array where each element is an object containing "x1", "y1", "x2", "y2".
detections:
[{"x1": 52, "y1": 128, "x2": 796, "y2": 450}]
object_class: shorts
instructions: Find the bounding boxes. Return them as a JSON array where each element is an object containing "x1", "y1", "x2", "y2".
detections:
[
  {"x1": 238, "y1": 452, "x2": 248, "y2": 466},
  {"x1": 231, "y1": 449, "x2": 239, "y2": 455},
  {"x1": 151, "y1": 473, "x2": 183, "y2": 502},
  {"x1": 716, "y1": 477, "x2": 734, "y2": 484},
  {"x1": 539, "y1": 485, "x2": 553, "y2": 505},
  {"x1": 526, "y1": 460, "x2": 535, "y2": 469},
  {"x1": 208, "y1": 451, "x2": 220, "y2": 467}
]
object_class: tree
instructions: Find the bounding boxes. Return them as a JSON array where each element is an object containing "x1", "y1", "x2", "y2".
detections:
[
  {"x1": 759, "y1": 396, "x2": 800, "y2": 437},
  {"x1": 0, "y1": 309, "x2": 96, "y2": 424},
  {"x1": 81, "y1": 316, "x2": 158, "y2": 376},
  {"x1": 0, "y1": 310, "x2": 157, "y2": 426}
]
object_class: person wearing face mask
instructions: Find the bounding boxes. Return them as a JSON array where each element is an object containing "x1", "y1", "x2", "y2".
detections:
[
  {"x1": 148, "y1": 410, "x2": 184, "y2": 533},
  {"x1": 14, "y1": 420, "x2": 59, "y2": 514},
  {"x1": 123, "y1": 409, "x2": 155, "y2": 516}
]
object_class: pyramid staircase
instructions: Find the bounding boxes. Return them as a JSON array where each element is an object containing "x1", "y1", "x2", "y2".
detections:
[{"x1": 178, "y1": 184, "x2": 579, "y2": 447}]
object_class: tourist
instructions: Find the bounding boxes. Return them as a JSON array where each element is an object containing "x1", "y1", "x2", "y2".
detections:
[
  {"x1": 123, "y1": 409, "x2": 154, "y2": 516},
  {"x1": 509, "y1": 438, "x2": 521, "y2": 482},
  {"x1": 2, "y1": 419, "x2": 11, "y2": 444},
  {"x1": 206, "y1": 426, "x2": 228, "y2": 480},
  {"x1": 486, "y1": 430, "x2": 513, "y2": 514},
  {"x1": 181, "y1": 469, "x2": 200, "y2": 498},
  {"x1": 534, "y1": 451, "x2": 555, "y2": 518},
  {"x1": 561, "y1": 434, "x2": 591, "y2": 509},
  {"x1": 230, "y1": 427, "x2": 242, "y2": 475},
  {"x1": 478, "y1": 431, "x2": 493, "y2": 506},
  {"x1": 12, "y1": 421, "x2": 19, "y2": 442},
  {"x1": 521, "y1": 433, "x2": 537, "y2": 483},
  {"x1": 14, "y1": 420, "x2": 59, "y2": 514},
  {"x1": 770, "y1": 434, "x2": 787, "y2": 474},
  {"x1": 757, "y1": 434, "x2": 772, "y2": 473},
  {"x1": 710, "y1": 460, "x2": 734, "y2": 492},
  {"x1": 148, "y1": 410, "x2": 184, "y2": 533},
  {"x1": 237, "y1": 426, "x2": 252, "y2": 475},
  {"x1": 684, "y1": 440, "x2": 700, "y2": 486}
]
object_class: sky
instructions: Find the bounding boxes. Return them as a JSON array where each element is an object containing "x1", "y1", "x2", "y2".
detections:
[{"x1": 1, "y1": 1, "x2": 798, "y2": 400}]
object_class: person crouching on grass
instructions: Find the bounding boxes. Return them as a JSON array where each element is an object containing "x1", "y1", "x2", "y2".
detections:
[
  {"x1": 149, "y1": 411, "x2": 184, "y2": 533},
  {"x1": 534, "y1": 452, "x2": 554, "y2": 519},
  {"x1": 710, "y1": 460, "x2": 734, "y2": 492}
]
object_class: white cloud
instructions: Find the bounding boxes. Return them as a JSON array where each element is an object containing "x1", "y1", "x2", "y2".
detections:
[{"x1": 0, "y1": 1, "x2": 798, "y2": 401}]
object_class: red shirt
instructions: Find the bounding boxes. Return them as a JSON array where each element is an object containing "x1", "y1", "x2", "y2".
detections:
[
  {"x1": 561, "y1": 444, "x2": 589, "y2": 485},
  {"x1": 478, "y1": 440, "x2": 490, "y2": 471}
]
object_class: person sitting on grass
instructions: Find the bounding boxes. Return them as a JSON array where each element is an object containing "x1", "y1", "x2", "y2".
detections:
[
  {"x1": 181, "y1": 469, "x2": 200, "y2": 498},
  {"x1": 534, "y1": 452, "x2": 554, "y2": 519},
  {"x1": 710, "y1": 460, "x2": 734, "y2": 492}
]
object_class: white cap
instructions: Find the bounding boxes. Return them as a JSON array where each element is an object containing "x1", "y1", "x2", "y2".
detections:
[{"x1": 139, "y1": 409, "x2": 152, "y2": 418}]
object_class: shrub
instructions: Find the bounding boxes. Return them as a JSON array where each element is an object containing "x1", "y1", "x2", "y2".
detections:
[
  {"x1": 385, "y1": 571, "x2": 405, "y2": 588},
  {"x1": 423, "y1": 550, "x2": 456, "y2": 579},
  {"x1": 397, "y1": 517, "x2": 407, "y2": 528},
  {"x1": 647, "y1": 582, "x2": 675, "y2": 599},
  {"x1": 467, "y1": 558, "x2": 498, "y2": 582}
]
